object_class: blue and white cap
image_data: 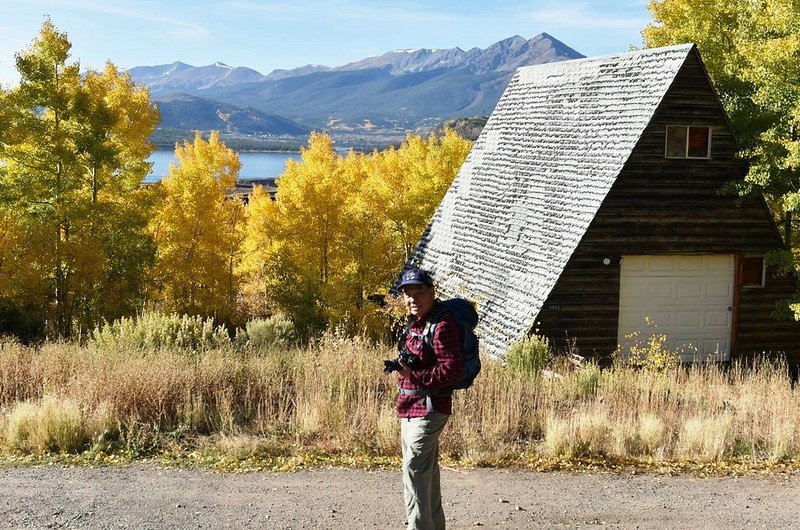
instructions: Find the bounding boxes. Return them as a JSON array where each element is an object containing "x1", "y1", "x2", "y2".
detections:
[{"x1": 398, "y1": 267, "x2": 434, "y2": 288}]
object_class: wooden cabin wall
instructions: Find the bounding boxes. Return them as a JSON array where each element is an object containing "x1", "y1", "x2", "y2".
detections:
[
  {"x1": 737, "y1": 267, "x2": 800, "y2": 367},
  {"x1": 536, "y1": 50, "x2": 800, "y2": 364}
]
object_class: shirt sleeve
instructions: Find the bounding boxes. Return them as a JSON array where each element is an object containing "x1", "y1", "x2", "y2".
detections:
[{"x1": 409, "y1": 317, "x2": 463, "y2": 388}]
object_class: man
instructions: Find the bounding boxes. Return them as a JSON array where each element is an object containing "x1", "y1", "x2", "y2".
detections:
[{"x1": 394, "y1": 267, "x2": 462, "y2": 530}]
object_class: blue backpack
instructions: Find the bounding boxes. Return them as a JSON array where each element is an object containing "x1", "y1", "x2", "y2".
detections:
[{"x1": 422, "y1": 298, "x2": 481, "y2": 390}]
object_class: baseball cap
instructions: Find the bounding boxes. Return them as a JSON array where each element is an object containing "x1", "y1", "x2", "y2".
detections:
[{"x1": 397, "y1": 268, "x2": 434, "y2": 288}]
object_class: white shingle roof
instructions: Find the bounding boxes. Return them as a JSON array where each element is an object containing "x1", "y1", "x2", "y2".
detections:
[{"x1": 408, "y1": 44, "x2": 695, "y2": 356}]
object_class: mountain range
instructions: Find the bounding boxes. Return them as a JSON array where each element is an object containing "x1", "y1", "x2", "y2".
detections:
[{"x1": 129, "y1": 34, "x2": 584, "y2": 145}]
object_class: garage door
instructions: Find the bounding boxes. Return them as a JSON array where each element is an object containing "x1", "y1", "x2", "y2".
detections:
[{"x1": 618, "y1": 255, "x2": 733, "y2": 362}]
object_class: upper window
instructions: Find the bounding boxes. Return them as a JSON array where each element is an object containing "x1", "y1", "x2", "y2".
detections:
[
  {"x1": 665, "y1": 125, "x2": 711, "y2": 159},
  {"x1": 741, "y1": 256, "x2": 766, "y2": 288}
]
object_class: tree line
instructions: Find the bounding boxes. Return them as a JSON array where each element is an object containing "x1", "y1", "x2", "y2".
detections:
[
  {"x1": 0, "y1": 21, "x2": 472, "y2": 341},
  {"x1": 4, "y1": 6, "x2": 800, "y2": 340}
]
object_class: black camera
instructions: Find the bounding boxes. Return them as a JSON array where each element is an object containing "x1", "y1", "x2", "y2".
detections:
[{"x1": 383, "y1": 348, "x2": 420, "y2": 374}]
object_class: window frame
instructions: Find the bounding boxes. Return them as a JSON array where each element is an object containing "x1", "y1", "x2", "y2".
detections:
[{"x1": 664, "y1": 125, "x2": 712, "y2": 159}]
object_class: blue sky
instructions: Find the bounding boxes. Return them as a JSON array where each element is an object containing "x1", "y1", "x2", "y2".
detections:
[{"x1": 0, "y1": 0, "x2": 652, "y2": 86}]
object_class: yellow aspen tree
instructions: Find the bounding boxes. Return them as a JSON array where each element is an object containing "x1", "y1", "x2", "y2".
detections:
[
  {"x1": 428, "y1": 128, "x2": 474, "y2": 196},
  {"x1": 238, "y1": 185, "x2": 281, "y2": 318},
  {"x1": 151, "y1": 131, "x2": 244, "y2": 324},
  {"x1": 222, "y1": 194, "x2": 246, "y2": 323},
  {"x1": 367, "y1": 130, "x2": 472, "y2": 260},
  {"x1": 325, "y1": 150, "x2": 372, "y2": 326},
  {"x1": 73, "y1": 63, "x2": 160, "y2": 327},
  {"x1": 339, "y1": 150, "x2": 404, "y2": 337},
  {"x1": 244, "y1": 130, "x2": 471, "y2": 337},
  {"x1": 335, "y1": 130, "x2": 470, "y2": 336},
  {"x1": 276, "y1": 132, "x2": 349, "y2": 284},
  {"x1": 266, "y1": 132, "x2": 351, "y2": 334},
  {"x1": 0, "y1": 20, "x2": 159, "y2": 337},
  {"x1": 366, "y1": 144, "x2": 416, "y2": 259}
]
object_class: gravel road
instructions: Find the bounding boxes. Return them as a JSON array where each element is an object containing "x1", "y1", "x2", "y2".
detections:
[{"x1": 1, "y1": 464, "x2": 798, "y2": 529}]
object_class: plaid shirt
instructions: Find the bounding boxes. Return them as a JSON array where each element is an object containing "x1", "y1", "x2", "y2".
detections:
[{"x1": 396, "y1": 303, "x2": 463, "y2": 418}]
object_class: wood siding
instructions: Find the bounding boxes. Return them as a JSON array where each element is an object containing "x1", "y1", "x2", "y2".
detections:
[
  {"x1": 737, "y1": 266, "x2": 800, "y2": 364},
  {"x1": 535, "y1": 49, "x2": 800, "y2": 366}
]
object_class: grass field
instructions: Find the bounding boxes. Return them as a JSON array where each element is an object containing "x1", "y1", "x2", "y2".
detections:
[{"x1": 1, "y1": 318, "x2": 799, "y2": 474}]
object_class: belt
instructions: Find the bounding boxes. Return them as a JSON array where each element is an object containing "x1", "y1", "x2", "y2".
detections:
[{"x1": 398, "y1": 387, "x2": 452, "y2": 413}]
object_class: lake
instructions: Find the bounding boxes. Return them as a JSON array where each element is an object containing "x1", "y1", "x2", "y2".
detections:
[{"x1": 145, "y1": 150, "x2": 302, "y2": 182}]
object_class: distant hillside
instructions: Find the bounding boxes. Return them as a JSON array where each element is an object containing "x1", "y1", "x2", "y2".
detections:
[
  {"x1": 154, "y1": 93, "x2": 310, "y2": 136},
  {"x1": 130, "y1": 33, "x2": 584, "y2": 143},
  {"x1": 426, "y1": 116, "x2": 488, "y2": 141}
]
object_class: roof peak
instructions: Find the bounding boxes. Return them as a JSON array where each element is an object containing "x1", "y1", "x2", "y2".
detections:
[
  {"x1": 516, "y1": 43, "x2": 695, "y2": 73},
  {"x1": 407, "y1": 41, "x2": 700, "y2": 356}
]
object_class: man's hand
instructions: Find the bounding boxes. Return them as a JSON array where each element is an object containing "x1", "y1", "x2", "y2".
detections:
[{"x1": 394, "y1": 358, "x2": 412, "y2": 380}]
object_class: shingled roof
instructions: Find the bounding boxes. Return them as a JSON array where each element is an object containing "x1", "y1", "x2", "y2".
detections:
[{"x1": 407, "y1": 44, "x2": 697, "y2": 356}]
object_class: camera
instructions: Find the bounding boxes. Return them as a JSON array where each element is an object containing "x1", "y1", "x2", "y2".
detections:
[{"x1": 383, "y1": 348, "x2": 420, "y2": 374}]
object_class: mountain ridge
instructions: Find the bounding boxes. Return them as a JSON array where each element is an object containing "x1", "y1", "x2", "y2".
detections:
[{"x1": 129, "y1": 34, "x2": 585, "y2": 144}]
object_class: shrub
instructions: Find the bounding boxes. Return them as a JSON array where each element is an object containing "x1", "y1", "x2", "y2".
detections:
[
  {"x1": 90, "y1": 312, "x2": 232, "y2": 353},
  {"x1": 239, "y1": 314, "x2": 297, "y2": 351},
  {"x1": 573, "y1": 408, "x2": 612, "y2": 456},
  {"x1": 676, "y1": 414, "x2": 732, "y2": 461},
  {"x1": 615, "y1": 317, "x2": 679, "y2": 371},
  {"x1": 3, "y1": 396, "x2": 105, "y2": 453},
  {"x1": 543, "y1": 417, "x2": 570, "y2": 457},
  {"x1": 505, "y1": 335, "x2": 552, "y2": 377},
  {"x1": 574, "y1": 361, "x2": 601, "y2": 398},
  {"x1": 638, "y1": 413, "x2": 667, "y2": 456}
]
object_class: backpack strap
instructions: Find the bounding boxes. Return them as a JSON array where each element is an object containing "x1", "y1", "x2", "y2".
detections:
[
  {"x1": 422, "y1": 320, "x2": 435, "y2": 349},
  {"x1": 396, "y1": 320, "x2": 412, "y2": 351},
  {"x1": 398, "y1": 388, "x2": 452, "y2": 397},
  {"x1": 398, "y1": 304, "x2": 446, "y2": 352},
  {"x1": 421, "y1": 305, "x2": 449, "y2": 349}
]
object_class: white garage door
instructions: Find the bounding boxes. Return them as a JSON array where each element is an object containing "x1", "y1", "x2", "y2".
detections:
[{"x1": 618, "y1": 255, "x2": 733, "y2": 362}]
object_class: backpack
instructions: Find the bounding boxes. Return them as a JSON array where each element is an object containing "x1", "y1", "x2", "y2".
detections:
[{"x1": 421, "y1": 298, "x2": 481, "y2": 390}]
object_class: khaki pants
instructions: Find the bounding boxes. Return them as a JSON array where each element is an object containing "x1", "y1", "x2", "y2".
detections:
[{"x1": 400, "y1": 412, "x2": 449, "y2": 530}]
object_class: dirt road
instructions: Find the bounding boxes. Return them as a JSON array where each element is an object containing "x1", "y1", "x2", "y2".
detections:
[{"x1": 1, "y1": 464, "x2": 798, "y2": 529}]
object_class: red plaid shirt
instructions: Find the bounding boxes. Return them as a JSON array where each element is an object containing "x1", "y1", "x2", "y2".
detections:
[{"x1": 396, "y1": 303, "x2": 463, "y2": 418}]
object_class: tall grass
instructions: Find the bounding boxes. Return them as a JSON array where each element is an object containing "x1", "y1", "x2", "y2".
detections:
[{"x1": 1, "y1": 326, "x2": 799, "y2": 466}]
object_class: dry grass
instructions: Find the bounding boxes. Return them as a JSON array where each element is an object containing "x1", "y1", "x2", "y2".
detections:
[
  {"x1": 2, "y1": 395, "x2": 114, "y2": 453},
  {"x1": 1, "y1": 336, "x2": 800, "y2": 468}
]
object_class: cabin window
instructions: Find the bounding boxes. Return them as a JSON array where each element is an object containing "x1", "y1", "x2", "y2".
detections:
[
  {"x1": 741, "y1": 256, "x2": 765, "y2": 288},
  {"x1": 665, "y1": 125, "x2": 711, "y2": 158}
]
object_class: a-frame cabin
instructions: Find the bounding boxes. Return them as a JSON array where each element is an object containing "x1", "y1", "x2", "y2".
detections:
[{"x1": 407, "y1": 44, "x2": 800, "y2": 366}]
